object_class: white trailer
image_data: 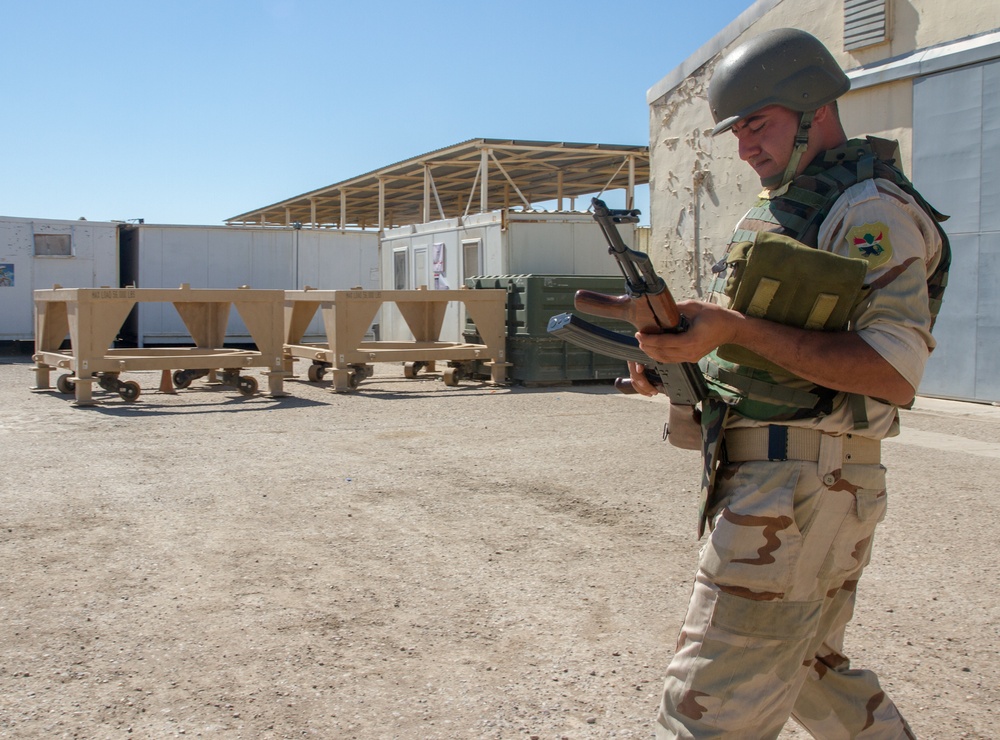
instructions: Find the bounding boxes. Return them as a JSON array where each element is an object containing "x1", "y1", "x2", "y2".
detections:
[
  {"x1": 0, "y1": 216, "x2": 120, "y2": 342},
  {"x1": 122, "y1": 224, "x2": 379, "y2": 345},
  {"x1": 378, "y1": 210, "x2": 625, "y2": 342}
]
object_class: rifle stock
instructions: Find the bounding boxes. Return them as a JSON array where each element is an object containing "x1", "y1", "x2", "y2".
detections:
[{"x1": 574, "y1": 289, "x2": 683, "y2": 335}]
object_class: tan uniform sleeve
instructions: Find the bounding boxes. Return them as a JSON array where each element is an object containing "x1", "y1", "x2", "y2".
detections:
[{"x1": 817, "y1": 179, "x2": 943, "y2": 391}]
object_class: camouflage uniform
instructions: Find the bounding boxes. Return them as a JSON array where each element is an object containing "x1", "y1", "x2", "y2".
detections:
[{"x1": 656, "y1": 172, "x2": 943, "y2": 737}]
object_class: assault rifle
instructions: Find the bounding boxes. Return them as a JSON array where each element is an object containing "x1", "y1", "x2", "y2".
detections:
[{"x1": 546, "y1": 198, "x2": 708, "y2": 406}]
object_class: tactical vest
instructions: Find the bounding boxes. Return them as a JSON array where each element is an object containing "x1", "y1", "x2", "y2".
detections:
[{"x1": 704, "y1": 136, "x2": 952, "y2": 424}]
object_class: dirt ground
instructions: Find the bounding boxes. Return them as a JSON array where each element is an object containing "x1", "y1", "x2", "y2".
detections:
[{"x1": 1, "y1": 355, "x2": 997, "y2": 739}]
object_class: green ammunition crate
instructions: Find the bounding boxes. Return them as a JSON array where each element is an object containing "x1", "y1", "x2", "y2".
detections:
[
  {"x1": 464, "y1": 274, "x2": 633, "y2": 337},
  {"x1": 506, "y1": 336, "x2": 628, "y2": 384},
  {"x1": 463, "y1": 275, "x2": 633, "y2": 384}
]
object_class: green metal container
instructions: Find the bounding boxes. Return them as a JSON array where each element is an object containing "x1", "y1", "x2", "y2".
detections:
[
  {"x1": 464, "y1": 274, "x2": 632, "y2": 384},
  {"x1": 464, "y1": 274, "x2": 633, "y2": 337},
  {"x1": 505, "y1": 336, "x2": 627, "y2": 384}
]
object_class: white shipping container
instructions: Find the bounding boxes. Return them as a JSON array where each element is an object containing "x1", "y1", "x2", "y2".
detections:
[
  {"x1": 378, "y1": 210, "x2": 624, "y2": 342},
  {"x1": 0, "y1": 216, "x2": 120, "y2": 342},
  {"x1": 124, "y1": 224, "x2": 380, "y2": 345}
]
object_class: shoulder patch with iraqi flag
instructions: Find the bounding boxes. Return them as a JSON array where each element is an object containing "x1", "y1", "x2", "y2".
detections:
[{"x1": 846, "y1": 222, "x2": 893, "y2": 268}]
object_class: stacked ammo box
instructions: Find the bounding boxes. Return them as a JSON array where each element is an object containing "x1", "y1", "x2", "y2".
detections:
[{"x1": 464, "y1": 274, "x2": 633, "y2": 384}]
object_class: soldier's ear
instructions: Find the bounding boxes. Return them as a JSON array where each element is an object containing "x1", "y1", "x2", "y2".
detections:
[{"x1": 812, "y1": 103, "x2": 838, "y2": 125}]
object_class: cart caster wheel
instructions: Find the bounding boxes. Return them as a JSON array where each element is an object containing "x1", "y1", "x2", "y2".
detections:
[
  {"x1": 172, "y1": 370, "x2": 192, "y2": 389},
  {"x1": 404, "y1": 361, "x2": 426, "y2": 379},
  {"x1": 56, "y1": 373, "x2": 76, "y2": 395},
  {"x1": 98, "y1": 373, "x2": 120, "y2": 392},
  {"x1": 347, "y1": 364, "x2": 371, "y2": 388},
  {"x1": 307, "y1": 363, "x2": 327, "y2": 382},
  {"x1": 237, "y1": 375, "x2": 258, "y2": 397},
  {"x1": 443, "y1": 367, "x2": 462, "y2": 386},
  {"x1": 118, "y1": 380, "x2": 142, "y2": 402}
]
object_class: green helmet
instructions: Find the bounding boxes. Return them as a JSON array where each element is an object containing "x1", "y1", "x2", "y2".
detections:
[{"x1": 708, "y1": 28, "x2": 850, "y2": 136}]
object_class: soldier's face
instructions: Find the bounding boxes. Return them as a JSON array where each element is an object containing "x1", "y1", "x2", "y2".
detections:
[{"x1": 730, "y1": 105, "x2": 800, "y2": 184}]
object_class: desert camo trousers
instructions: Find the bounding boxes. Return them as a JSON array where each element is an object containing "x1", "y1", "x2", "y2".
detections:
[{"x1": 656, "y1": 459, "x2": 915, "y2": 739}]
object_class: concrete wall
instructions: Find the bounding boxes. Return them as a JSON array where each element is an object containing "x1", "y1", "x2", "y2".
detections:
[{"x1": 646, "y1": 0, "x2": 1000, "y2": 297}]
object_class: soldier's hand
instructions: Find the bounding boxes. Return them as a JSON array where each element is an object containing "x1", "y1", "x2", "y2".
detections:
[
  {"x1": 627, "y1": 361, "x2": 660, "y2": 397},
  {"x1": 637, "y1": 300, "x2": 738, "y2": 364}
]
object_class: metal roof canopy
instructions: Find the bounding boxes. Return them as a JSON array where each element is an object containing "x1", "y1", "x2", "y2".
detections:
[{"x1": 226, "y1": 138, "x2": 649, "y2": 230}]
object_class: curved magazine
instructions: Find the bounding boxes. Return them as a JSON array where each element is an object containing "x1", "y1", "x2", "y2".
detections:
[{"x1": 547, "y1": 312, "x2": 708, "y2": 406}]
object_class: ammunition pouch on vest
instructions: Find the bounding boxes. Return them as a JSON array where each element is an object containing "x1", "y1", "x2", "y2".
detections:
[{"x1": 716, "y1": 231, "x2": 870, "y2": 374}]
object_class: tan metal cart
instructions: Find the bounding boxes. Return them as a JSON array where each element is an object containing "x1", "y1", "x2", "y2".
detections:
[
  {"x1": 283, "y1": 288, "x2": 509, "y2": 392},
  {"x1": 32, "y1": 286, "x2": 288, "y2": 405}
]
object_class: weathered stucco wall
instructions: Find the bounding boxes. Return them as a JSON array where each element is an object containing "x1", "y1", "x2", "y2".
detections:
[
  {"x1": 648, "y1": 62, "x2": 744, "y2": 299},
  {"x1": 647, "y1": 0, "x2": 1000, "y2": 298}
]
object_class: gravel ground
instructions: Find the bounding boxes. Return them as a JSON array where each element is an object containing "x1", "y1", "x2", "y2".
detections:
[{"x1": 1, "y1": 355, "x2": 997, "y2": 739}]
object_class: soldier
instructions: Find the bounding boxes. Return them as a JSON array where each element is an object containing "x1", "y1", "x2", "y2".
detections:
[{"x1": 629, "y1": 28, "x2": 949, "y2": 738}]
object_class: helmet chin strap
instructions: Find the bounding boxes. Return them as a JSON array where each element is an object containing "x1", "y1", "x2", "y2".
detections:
[{"x1": 762, "y1": 109, "x2": 815, "y2": 190}]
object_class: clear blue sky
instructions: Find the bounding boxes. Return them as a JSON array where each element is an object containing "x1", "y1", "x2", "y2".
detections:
[{"x1": 1, "y1": 0, "x2": 755, "y2": 226}]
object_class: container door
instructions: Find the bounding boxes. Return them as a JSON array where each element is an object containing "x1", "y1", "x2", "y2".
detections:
[
  {"x1": 392, "y1": 247, "x2": 408, "y2": 290},
  {"x1": 412, "y1": 245, "x2": 428, "y2": 290},
  {"x1": 462, "y1": 239, "x2": 482, "y2": 282},
  {"x1": 460, "y1": 239, "x2": 484, "y2": 335}
]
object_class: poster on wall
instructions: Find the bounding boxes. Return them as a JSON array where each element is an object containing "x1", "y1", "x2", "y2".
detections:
[
  {"x1": 432, "y1": 243, "x2": 449, "y2": 289},
  {"x1": 0, "y1": 263, "x2": 13, "y2": 287}
]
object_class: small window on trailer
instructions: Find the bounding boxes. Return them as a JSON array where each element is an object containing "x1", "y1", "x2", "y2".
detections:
[{"x1": 34, "y1": 233, "x2": 72, "y2": 256}]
